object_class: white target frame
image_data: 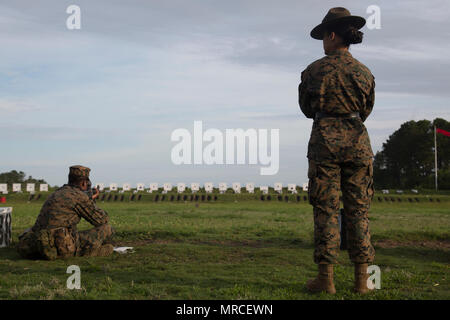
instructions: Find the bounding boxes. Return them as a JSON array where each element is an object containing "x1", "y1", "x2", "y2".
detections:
[
  {"x1": 274, "y1": 182, "x2": 283, "y2": 194},
  {"x1": 149, "y1": 183, "x2": 159, "y2": 193},
  {"x1": 288, "y1": 184, "x2": 297, "y2": 194},
  {"x1": 26, "y1": 183, "x2": 35, "y2": 193},
  {"x1": 302, "y1": 183, "x2": 308, "y2": 192},
  {"x1": 218, "y1": 183, "x2": 227, "y2": 194},
  {"x1": 163, "y1": 183, "x2": 172, "y2": 193},
  {"x1": 191, "y1": 183, "x2": 200, "y2": 193},
  {"x1": 204, "y1": 182, "x2": 214, "y2": 193},
  {"x1": 177, "y1": 183, "x2": 186, "y2": 193}
]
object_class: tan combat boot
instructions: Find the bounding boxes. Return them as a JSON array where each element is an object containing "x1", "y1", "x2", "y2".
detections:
[
  {"x1": 354, "y1": 263, "x2": 373, "y2": 294},
  {"x1": 306, "y1": 264, "x2": 336, "y2": 294},
  {"x1": 83, "y1": 244, "x2": 114, "y2": 257},
  {"x1": 95, "y1": 244, "x2": 114, "y2": 257}
]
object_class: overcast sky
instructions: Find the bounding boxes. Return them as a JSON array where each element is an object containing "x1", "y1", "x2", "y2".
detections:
[{"x1": 1, "y1": 0, "x2": 449, "y2": 187}]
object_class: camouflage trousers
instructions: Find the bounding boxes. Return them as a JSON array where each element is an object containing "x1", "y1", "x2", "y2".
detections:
[
  {"x1": 308, "y1": 159, "x2": 375, "y2": 264},
  {"x1": 17, "y1": 224, "x2": 114, "y2": 260}
]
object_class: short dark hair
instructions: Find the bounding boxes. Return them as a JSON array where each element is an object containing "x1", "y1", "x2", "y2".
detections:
[
  {"x1": 326, "y1": 23, "x2": 364, "y2": 46},
  {"x1": 68, "y1": 173, "x2": 89, "y2": 186}
]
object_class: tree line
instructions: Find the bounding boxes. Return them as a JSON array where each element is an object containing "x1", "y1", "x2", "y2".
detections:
[
  {"x1": 1, "y1": 118, "x2": 449, "y2": 191},
  {"x1": 0, "y1": 170, "x2": 47, "y2": 187},
  {"x1": 373, "y1": 118, "x2": 450, "y2": 190}
]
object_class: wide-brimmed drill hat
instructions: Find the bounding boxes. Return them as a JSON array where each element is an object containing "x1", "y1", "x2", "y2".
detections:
[
  {"x1": 310, "y1": 7, "x2": 366, "y2": 40},
  {"x1": 69, "y1": 165, "x2": 91, "y2": 179}
]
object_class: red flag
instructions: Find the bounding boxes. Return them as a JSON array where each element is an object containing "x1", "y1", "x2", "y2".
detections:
[{"x1": 436, "y1": 128, "x2": 450, "y2": 137}]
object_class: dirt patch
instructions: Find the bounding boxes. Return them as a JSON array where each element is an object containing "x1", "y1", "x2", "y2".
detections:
[
  {"x1": 111, "y1": 239, "x2": 179, "y2": 247},
  {"x1": 111, "y1": 238, "x2": 293, "y2": 248},
  {"x1": 187, "y1": 239, "x2": 264, "y2": 248},
  {"x1": 374, "y1": 239, "x2": 450, "y2": 250},
  {"x1": 114, "y1": 238, "x2": 450, "y2": 250}
]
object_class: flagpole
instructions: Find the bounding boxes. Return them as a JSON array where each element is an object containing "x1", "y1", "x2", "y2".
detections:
[{"x1": 434, "y1": 125, "x2": 438, "y2": 191}]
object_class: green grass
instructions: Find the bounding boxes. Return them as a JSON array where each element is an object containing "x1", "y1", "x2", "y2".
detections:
[{"x1": 0, "y1": 198, "x2": 449, "y2": 300}]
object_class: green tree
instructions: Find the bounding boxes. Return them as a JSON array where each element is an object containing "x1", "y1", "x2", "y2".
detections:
[
  {"x1": 373, "y1": 118, "x2": 450, "y2": 190},
  {"x1": 0, "y1": 170, "x2": 47, "y2": 188},
  {"x1": 433, "y1": 118, "x2": 450, "y2": 172},
  {"x1": 0, "y1": 170, "x2": 26, "y2": 184}
]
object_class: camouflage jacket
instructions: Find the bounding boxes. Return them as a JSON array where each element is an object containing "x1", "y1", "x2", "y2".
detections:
[
  {"x1": 32, "y1": 184, "x2": 109, "y2": 233},
  {"x1": 298, "y1": 49, "x2": 375, "y2": 162}
]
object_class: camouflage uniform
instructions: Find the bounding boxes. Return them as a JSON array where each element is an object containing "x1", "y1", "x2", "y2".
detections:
[
  {"x1": 299, "y1": 49, "x2": 375, "y2": 264},
  {"x1": 17, "y1": 166, "x2": 114, "y2": 260}
]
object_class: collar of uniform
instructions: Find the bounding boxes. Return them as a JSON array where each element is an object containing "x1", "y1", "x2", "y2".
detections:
[
  {"x1": 66, "y1": 183, "x2": 82, "y2": 191},
  {"x1": 327, "y1": 49, "x2": 352, "y2": 57}
]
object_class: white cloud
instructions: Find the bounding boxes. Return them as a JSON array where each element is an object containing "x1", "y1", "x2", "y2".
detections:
[
  {"x1": 0, "y1": 99, "x2": 41, "y2": 113},
  {"x1": 353, "y1": 42, "x2": 450, "y2": 62}
]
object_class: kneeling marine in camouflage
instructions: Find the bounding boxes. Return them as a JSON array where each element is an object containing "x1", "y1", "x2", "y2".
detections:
[{"x1": 17, "y1": 165, "x2": 114, "y2": 260}]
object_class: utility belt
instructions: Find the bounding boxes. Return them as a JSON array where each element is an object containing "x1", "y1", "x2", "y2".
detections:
[{"x1": 314, "y1": 112, "x2": 360, "y2": 120}]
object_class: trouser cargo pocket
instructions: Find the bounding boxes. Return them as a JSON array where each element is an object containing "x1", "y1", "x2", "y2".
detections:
[
  {"x1": 308, "y1": 160, "x2": 319, "y2": 206},
  {"x1": 52, "y1": 228, "x2": 76, "y2": 258},
  {"x1": 36, "y1": 229, "x2": 58, "y2": 260}
]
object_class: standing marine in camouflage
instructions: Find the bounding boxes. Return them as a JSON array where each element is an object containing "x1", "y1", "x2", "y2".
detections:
[
  {"x1": 17, "y1": 165, "x2": 115, "y2": 260},
  {"x1": 298, "y1": 7, "x2": 375, "y2": 294}
]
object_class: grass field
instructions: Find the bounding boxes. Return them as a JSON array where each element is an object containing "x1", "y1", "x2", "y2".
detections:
[{"x1": 0, "y1": 195, "x2": 449, "y2": 300}]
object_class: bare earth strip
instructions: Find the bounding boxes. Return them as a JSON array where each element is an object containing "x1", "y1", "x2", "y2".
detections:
[{"x1": 374, "y1": 239, "x2": 450, "y2": 250}]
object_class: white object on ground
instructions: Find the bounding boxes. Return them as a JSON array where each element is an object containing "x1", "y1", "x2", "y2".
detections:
[
  {"x1": 113, "y1": 246, "x2": 134, "y2": 254},
  {"x1": 0, "y1": 207, "x2": 12, "y2": 248}
]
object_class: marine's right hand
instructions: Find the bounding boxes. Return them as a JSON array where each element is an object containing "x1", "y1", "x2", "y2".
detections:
[{"x1": 92, "y1": 188, "x2": 100, "y2": 200}]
